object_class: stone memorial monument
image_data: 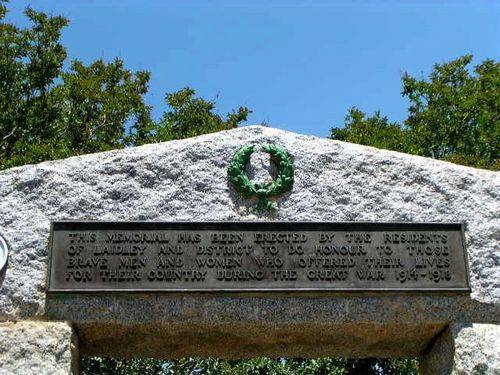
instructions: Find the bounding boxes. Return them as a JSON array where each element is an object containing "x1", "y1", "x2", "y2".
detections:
[{"x1": 0, "y1": 126, "x2": 498, "y2": 374}]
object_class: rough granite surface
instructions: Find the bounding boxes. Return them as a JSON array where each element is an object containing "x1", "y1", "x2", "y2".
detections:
[
  {"x1": 0, "y1": 321, "x2": 76, "y2": 375},
  {"x1": 422, "y1": 323, "x2": 500, "y2": 374},
  {"x1": 452, "y1": 323, "x2": 500, "y2": 374},
  {"x1": 0, "y1": 125, "x2": 498, "y2": 321}
]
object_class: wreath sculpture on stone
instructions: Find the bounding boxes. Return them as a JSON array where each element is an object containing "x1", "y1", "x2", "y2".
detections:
[{"x1": 228, "y1": 143, "x2": 294, "y2": 211}]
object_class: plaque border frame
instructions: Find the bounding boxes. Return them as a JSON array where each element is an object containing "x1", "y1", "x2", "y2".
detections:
[{"x1": 46, "y1": 221, "x2": 471, "y2": 294}]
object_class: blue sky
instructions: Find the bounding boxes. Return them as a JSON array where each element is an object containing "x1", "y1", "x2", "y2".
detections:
[{"x1": 5, "y1": 0, "x2": 500, "y2": 137}]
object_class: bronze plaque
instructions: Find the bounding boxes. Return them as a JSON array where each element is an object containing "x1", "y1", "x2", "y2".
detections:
[{"x1": 46, "y1": 222, "x2": 470, "y2": 293}]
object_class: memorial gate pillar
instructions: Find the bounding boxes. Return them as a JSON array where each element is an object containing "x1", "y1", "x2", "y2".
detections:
[
  {"x1": 421, "y1": 323, "x2": 500, "y2": 374},
  {"x1": 0, "y1": 321, "x2": 78, "y2": 374}
]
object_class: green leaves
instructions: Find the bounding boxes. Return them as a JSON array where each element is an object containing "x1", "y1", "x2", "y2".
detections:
[
  {"x1": 0, "y1": 5, "x2": 152, "y2": 170},
  {"x1": 59, "y1": 58, "x2": 152, "y2": 154},
  {"x1": 0, "y1": 5, "x2": 69, "y2": 168},
  {"x1": 228, "y1": 144, "x2": 257, "y2": 198},
  {"x1": 82, "y1": 356, "x2": 419, "y2": 375},
  {"x1": 228, "y1": 143, "x2": 294, "y2": 212},
  {"x1": 403, "y1": 55, "x2": 499, "y2": 169},
  {"x1": 138, "y1": 87, "x2": 251, "y2": 144},
  {"x1": 331, "y1": 55, "x2": 499, "y2": 171},
  {"x1": 331, "y1": 108, "x2": 410, "y2": 153},
  {"x1": 0, "y1": 3, "x2": 249, "y2": 170},
  {"x1": 261, "y1": 143, "x2": 294, "y2": 196},
  {"x1": 81, "y1": 356, "x2": 164, "y2": 375}
]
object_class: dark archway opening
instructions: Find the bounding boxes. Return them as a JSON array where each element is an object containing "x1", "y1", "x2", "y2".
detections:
[{"x1": 81, "y1": 356, "x2": 420, "y2": 375}]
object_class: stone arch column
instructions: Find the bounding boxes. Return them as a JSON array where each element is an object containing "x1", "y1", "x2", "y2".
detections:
[
  {"x1": 0, "y1": 321, "x2": 79, "y2": 374},
  {"x1": 421, "y1": 323, "x2": 500, "y2": 375}
]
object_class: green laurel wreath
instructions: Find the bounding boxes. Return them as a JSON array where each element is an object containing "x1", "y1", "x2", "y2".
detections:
[{"x1": 228, "y1": 143, "x2": 294, "y2": 211}]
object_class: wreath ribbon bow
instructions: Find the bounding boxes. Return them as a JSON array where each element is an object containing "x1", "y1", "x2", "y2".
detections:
[{"x1": 228, "y1": 143, "x2": 294, "y2": 211}]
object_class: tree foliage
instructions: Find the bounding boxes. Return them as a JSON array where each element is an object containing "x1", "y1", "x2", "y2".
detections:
[
  {"x1": 164, "y1": 357, "x2": 349, "y2": 375},
  {"x1": 331, "y1": 55, "x2": 499, "y2": 170},
  {"x1": 81, "y1": 356, "x2": 165, "y2": 375},
  {"x1": 58, "y1": 59, "x2": 152, "y2": 154},
  {"x1": 331, "y1": 108, "x2": 409, "y2": 153},
  {"x1": 0, "y1": 2, "x2": 248, "y2": 170},
  {"x1": 82, "y1": 357, "x2": 419, "y2": 375},
  {"x1": 142, "y1": 87, "x2": 250, "y2": 143}
]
